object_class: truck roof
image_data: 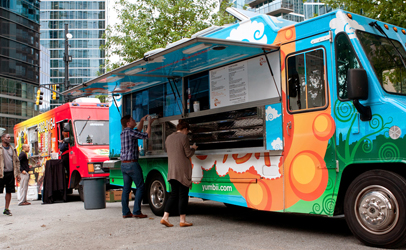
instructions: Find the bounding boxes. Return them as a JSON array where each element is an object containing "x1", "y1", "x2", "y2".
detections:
[{"x1": 14, "y1": 102, "x2": 109, "y2": 130}]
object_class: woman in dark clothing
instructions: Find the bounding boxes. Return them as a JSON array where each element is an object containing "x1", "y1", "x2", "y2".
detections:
[{"x1": 160, "y1": 120, "x2": 198, "y2": 227}]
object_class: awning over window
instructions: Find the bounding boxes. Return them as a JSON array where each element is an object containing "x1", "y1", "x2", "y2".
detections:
[{"x1": 63, "y1": 37, "x2": 279, "y2": 97}]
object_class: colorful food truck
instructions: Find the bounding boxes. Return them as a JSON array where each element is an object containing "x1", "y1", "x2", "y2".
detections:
[
  {"x1": 64, "y1": 9, "x2": 406, "y2": 248},
  {"x1": 14, "y1": 101, "x2": 110, "y2": 201}
]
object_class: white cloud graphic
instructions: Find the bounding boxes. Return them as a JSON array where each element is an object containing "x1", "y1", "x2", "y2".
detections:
[
  {"x1": 266, "y1": 106, "x2": 281, "y2": 121},
  {"x1": 227, "y1": 21, "x2": 267, "y2": 44},
  {"x1": 330, "y1": 11, "x2": 365, "y2": 39},
  {"x1": 191, "y1": 153, "x2": 282, "y2": 183},
  {"x1": 271, "y1": 137, "x2": 283, "y2": 150}
]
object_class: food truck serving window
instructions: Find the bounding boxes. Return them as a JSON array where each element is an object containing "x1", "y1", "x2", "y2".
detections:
[
  {"x1": 74, "y1": 120, "x2": 109, "y2": 145},
  {"x1": 123, "y1": 81, "x2": 182, "y2": 119},
  {"x1": 186, "y1": 53, "x2": 281, "y2": 113},
  {"x1": 287, "y1": 48, "x2": 327, "y2": 112}
]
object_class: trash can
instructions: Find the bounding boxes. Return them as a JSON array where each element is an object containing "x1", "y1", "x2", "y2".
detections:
[{"x1": 82, "y1": 177, "x2": 106, "y2": 210}]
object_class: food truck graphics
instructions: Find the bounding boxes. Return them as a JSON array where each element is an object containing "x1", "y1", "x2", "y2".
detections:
[
  {"x1": 14, "y1": 102, "x2": 110, "y2": 201},
  {"x1": 64, "y1": 9, "x2": 406, "y2": 248}
]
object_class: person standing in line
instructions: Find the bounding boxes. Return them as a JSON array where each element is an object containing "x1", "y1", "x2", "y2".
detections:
[
  {"x1": 120, "y1": 114, "x2": 155, "y2": 218},
  {"x1": 0, "y1": 133, "x2": 21, "y2": 216},
  {"x1": 160, "y1": 120, "x2": 198, "y2": 227},
  {"x1": 18, "y1": 144, "x2": 31, "y2": 206}
]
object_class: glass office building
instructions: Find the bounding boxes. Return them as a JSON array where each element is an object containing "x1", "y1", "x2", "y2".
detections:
[
  {"x1": 0, "y1": 0, "x2": 41, "y2": 139},
  {"x1": 244, "y1": 0, "x2": 333, "y2": 22},
  {"x1": 245, "y1": 0, "x2": 304, "y2": 22},
  {"x1": 303, "y1": 0, "x2": 333, "y2": 20},
  {"x1": 230, "y1": 0, "x2": 246, "y2": 9},
  {"x1": 40, "y1": 45, "x2": 51, "y2": 112},
  {"x1": 40, "y1": 0, "x2": 106, "y2": 99}
]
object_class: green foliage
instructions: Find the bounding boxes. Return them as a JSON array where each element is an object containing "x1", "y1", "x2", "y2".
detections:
[
  {"x1": 102, "y1": 0, "x2": 235, "y2": 71},
  {"x1": 322, "y1": 0, "x2": 406, "y2": 28},
  {"x1": 95, "y1": 95, "x2": 108, "y2": 103}
]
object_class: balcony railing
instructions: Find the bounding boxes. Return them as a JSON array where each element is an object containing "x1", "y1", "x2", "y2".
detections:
[{"x1": 249, "y1": 0, "x2": 294, "y2": 15}]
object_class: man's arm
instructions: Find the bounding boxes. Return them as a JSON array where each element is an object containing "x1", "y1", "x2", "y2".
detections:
[
  {"x1": 137, "y1": 115, "x2": 148, "y2": 131},
  {"x1": 145, "y1": 118, "x2": 156, "y2": 138},
  {"x1": 15, "y1": 149, "x2": 21, "y2": 180}
]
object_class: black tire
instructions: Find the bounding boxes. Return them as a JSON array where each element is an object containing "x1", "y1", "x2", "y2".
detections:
[
  {"x1": 224, "y1": 203, "x2": 240, "y2": 209},
  {"x1": 344, "y1": 170, "x2": 406, "y2": 248},
  {"x1": 78, "y1": 185, "x2": 84, "y2": 202},
  {"x1": 147, "y1": 174, "x2": 167, "y2": 216}
]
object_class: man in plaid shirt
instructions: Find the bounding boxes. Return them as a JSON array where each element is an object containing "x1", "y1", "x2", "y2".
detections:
[{"x1": 120, "y1": 114, "x2": 155, "y2": 218}]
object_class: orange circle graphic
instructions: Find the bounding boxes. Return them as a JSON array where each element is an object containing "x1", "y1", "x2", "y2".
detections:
[
  {"x1": 312, "y1": 113, "x2": 335, "y2": 141},
  {"x1": 245, "y1": 179, "x2": 272, "y2": 210},
  {"x1": 285, "y1": 29, "x2": 294, "y2": 40},
  {"x1": 289, "y1": 151, "x2": 328, "y2": 201}
]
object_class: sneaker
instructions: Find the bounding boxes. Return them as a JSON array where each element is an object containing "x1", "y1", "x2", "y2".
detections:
[{"x1": 3, "y1": 209, "x2": 12, "y2": 216}]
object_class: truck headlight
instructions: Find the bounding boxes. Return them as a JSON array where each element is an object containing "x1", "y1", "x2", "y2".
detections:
[
  {"x1": 94, "y1": 163, "x2": 102, "y2": 171},
  {"x1": 88, "y1": 163, "x2": 102, "y2": 173}
]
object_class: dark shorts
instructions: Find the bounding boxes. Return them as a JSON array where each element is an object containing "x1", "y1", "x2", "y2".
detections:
[{"x1": 0, "y1": 172, "x2": 15, "y2": 194}]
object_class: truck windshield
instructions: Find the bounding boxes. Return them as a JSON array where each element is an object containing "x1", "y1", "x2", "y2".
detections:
[
  {"x1": 74, "y1": 120, "x2": 109, "y2": 145},
  {"x1": 357, "y1": 31, "x2": 406, "y2": 94}
]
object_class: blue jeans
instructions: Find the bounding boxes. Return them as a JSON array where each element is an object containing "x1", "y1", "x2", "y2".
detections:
[{"x1": 121, "y1": 162, "x2": 145, "y2": 216}]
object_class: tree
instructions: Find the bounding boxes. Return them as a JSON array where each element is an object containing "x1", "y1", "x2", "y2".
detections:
[
  {"x1": 322, "y1": 0, "x2": 406, "y2": 28},
  {"x1": 95, "y1": 95, "x2": 108, "y2": 103},
  {"x1": 102, "y1": 0, "x2": 234, "y2": 71}
]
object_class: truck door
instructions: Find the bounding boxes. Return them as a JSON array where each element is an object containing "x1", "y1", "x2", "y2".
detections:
[
  {"x1": 282, "y1": 32, "x2": 338, "y2": 214},
  {"x1": 57, "y1": 120, "x2": 70, "y2": 183}
]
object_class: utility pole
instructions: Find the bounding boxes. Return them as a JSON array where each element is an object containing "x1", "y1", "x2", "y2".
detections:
[{"x1": 64, "y1": 23, "x2": 72, "y2": 91}]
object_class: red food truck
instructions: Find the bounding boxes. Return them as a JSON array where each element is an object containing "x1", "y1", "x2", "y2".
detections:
[{"x1": 14, "y1": 101, "x2": 110, "y2": 201}]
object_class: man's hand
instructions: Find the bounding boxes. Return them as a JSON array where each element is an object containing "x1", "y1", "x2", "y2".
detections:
[
  {"x1": 191, "y1": 143, "x2": 198, "y2": 150},
  {"x1": 141, "y1": 114, "x2": 149, "y2": 122},
  {"x1": 22, "y1": 170, "x2": 27, "y2": 175}
]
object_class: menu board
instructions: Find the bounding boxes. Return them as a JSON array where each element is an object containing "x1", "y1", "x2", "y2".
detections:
[{"x1": 210, "y1": 61, "x2": 248, "y2": 108}]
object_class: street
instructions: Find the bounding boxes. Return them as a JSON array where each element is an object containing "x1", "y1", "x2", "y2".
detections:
[{"x1": 0, "y1": 192, "x2": 388, "y2": 250}]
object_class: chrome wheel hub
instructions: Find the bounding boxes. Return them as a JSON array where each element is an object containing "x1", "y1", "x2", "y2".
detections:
[
  {"x1": 150, "y1": 180, "x2": 165, "y2": 209},
  {"x1": 355, "y1": 185, "x2": 399, "y2": 235}
]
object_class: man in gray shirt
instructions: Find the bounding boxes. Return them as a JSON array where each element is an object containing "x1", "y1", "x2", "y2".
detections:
[{"x1": 0, "y1": 133, "x2": 21, "y2": 216}]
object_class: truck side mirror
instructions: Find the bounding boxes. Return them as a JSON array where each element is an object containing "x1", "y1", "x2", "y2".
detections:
[
  {"x1": 62, "y1": 123, "x2": 70, "y2": 132},
  {"x1": 347, "y1": 69, "x2": 368, "y2": 100},
  {"x1": 347, "y1": 69, "x2": 371, "y2": 121}
]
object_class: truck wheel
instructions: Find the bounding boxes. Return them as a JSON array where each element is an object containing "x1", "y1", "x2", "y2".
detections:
[
  {"x1": 78, "y1": 185, "x2": 84, "y2": 202},
  {"x1": 147, "y1": 174, "x2": 167, "y2": 216},
  {"x1": 344, "y1": 170, "x2": 406, "y2": 248}
]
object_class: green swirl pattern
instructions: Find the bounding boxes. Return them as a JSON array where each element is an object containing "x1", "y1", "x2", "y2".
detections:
[
  {"x1": 369, "y1": 115, "x2": 383, "y2": 129},
  {"x1": 310, "y1": 195, "x2": 337, "y2": 215},
  {"x1": 362, "y1": 138, "x2": 373, "y2": 154},
  {"x1": 379, "y1": 143, "x2": 400, "y2": 162},
  {"x1": 335, "y1": 100, "x2": 355, "y2": 122}
]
